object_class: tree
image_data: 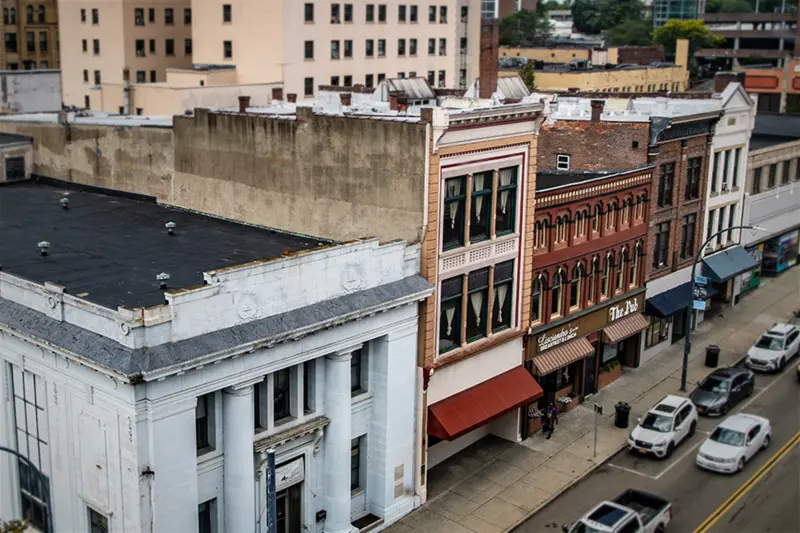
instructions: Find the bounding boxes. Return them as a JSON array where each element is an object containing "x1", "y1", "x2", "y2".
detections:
[
  {"x1": 653, "y1": 19, "x2": 723, "y2": 58},
  {"x1": 606, "y1": 17, "x2": 653, "y2": 46},
  {"x1": 520, "y1": 62, "x2": 537, "y2": 90},
  {"x1": 0, "y1": 521, "x2": 28, "y2": 533},
  {"x1": 706, "y1": 0, "x2": 752, "y2": 12},
  {"x1": 540, "y1": 0, "x2": 566, "y2": 11},
  {"x1": 499, "y1": 10, "x2": 553, "y2": 46},
  {"x1": 571, "y1": 0, "x2": 648, "y2": 35}
]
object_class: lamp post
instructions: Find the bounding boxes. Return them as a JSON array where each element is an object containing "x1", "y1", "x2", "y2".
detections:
[
  {"x1": 0, "y1": 445, "x2": 54, "y2": 533},
  {"x1": 680, "y1": 225, "x2": 765, "y2": 392}
]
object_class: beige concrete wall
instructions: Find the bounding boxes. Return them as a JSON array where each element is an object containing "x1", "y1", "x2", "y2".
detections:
[
  {"x1": 165, "y1": 68, "x2": 238, "y2": 87},
  {"x1": 499, "y1": 47, "x2": 591, "y2": 63},
  {"x1": 501, "y1": 65, "x2": 688, "y2": 92}
]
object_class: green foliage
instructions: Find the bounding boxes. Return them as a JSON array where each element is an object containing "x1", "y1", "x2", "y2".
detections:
[
  {"x1": 600, "y1": 359, "x2": 620, "y2": 374},
  {"x1": 571, "y1": 0, "x2": 647, "y2": 35},
  {"x1": 606, "y1": 17, "x2": 654, "y2": 46},
  {"x1": 652, "y1": 19, "x2": 723, "y2": 58},
  {"x1": 706, "y1": 0, "x2": 752, "y2": 12},
  {"x1": 0, "y1": 520, "x2": 28, "y2": 533},
  {"x1": 541, "y1": 0, "x2": 567, "y2": 11},
  {"x1": 499, "y1": 10, "x2": 553, "y2": 46},
  {"x1": 520, "y1": 62, "x2": 537, "y2": 90}
]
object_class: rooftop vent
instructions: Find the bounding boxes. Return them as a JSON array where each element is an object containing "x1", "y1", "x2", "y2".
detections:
[
  {"x1": 166, "y1": 221, "x2": 176, "y2": 236},
  {"x1": 157, "y1": 272, "x2": 170, "y2": 289},
  {"x1": 38, "y1": 241, "x2": 50, "y2": 256},
  {"x1": 60, "y1": 197, "x2": 69, "y2": 210}
]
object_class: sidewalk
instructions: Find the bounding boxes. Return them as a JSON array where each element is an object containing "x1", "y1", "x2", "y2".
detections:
[{"x1": 387, "y1": 268, "x2": 800, "y2": 533}]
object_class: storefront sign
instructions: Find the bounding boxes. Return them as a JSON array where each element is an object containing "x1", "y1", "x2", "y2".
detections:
[
  {"x1": 763, "y1": 230, "x2": 799, "y2": 273},
  {"x1": 608, "y1": 297, "x2": 640, "y2": 322},
  {"x1": 741, "y1": 244, "x2": 764, "y2": 291},
  {"x1": 538, "y1": 326, "x2": 580, "y2": 351},
  {"x1": 276, "y1": 457, "x2": 305, "y2": 492}
]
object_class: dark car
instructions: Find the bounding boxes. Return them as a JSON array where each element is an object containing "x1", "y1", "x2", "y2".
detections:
[{"x1": 690, "y1": 368, "x2": 755, "y2": 416}]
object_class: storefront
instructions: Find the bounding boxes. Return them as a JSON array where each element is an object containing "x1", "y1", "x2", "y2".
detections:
[
  {"x1": 522, "y1": 292, "x2": 647, "y2": 437},
  {"x1": 763, "y1": 230, "x2": 799, "y2": 274},
  {"x1": 702, "y1": 246, "x2": 759, "y2": 315},
  {"x1": 739, "y1": 244, "x2": 764, "y2": 297}
]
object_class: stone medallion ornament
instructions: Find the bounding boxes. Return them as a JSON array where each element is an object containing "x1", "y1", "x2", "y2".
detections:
[
  {"x1": 237, "y1": 291, "x2": 260, "y2": 322},
  {"x1": 341, "y1": 264, "x2": 366, "y2": 293}
]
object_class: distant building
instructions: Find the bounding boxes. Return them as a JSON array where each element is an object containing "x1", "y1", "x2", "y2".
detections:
[
  {"x1": 652, "y1": 0, "x2": 706, "y2": 27},
  {"x1": 699, "y1": 11, "x2": 798, "y2": 68},
  {"x1": 481, "y1": 0, "x2": 538, "y2": 20},
  {"x1": 0, "y1": 69, "x2": 60, "y2": 113},
  {"x1": 0, "y1": 0, "x2": 59, "y2": 70}
]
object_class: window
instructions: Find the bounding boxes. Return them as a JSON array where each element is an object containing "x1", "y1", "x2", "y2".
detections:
[
  {"x1": 366, "y1": 4, "x2": 374, "y2": 21},
  {"x1": 398, "y1": 38, "x2": 406, "y2": 56},
  {"x1": 135, "y1": 7, "x2": 144, "y2": 25},
  {"x1": 727, "y1": 205, "x2": 736, "y2": 242},
  {"x1": 93, "y1": 70, "x2": 101, "y2": 85},
  {"x1": 148, "y1": 8, "x2": 155, "y2": 22},
  {"x1": 4, "y1": 33, "x2": 17, "y2": 53},
  {"x1": 429, "y1": 5, "x2": 436, "y2": 22},
  {"x1": 38, "y1": 5, "x2": 45, "y2": 22},
  {"x1": 165, "y1": 38, "x2": 174, "y2": 56},
  {"x1": 136, "y1": 39, "x2": 145, "y2": 57},
  {"x1": 9, "y1": 7, "x2": 14, "y2": 24},
  {"x1": 619, "y1": 518, "x2": 640, "y2": 533},
  {"x1": 653, "y1": 222, "x2": 670, "y2": 268},
  {"x1": 26, "y1": 5, "x2": 33, "y2": 23},
  {"x1": 706, "y1": 209, "x2": 715, "y2": 243},
  {"x1": 601, "y1": 255, "x2": 611, "y2": 299},
  {"x1": 782, "y1": 162, "x2": 790, "y2": 184},
  {"x1": 365, "y1": 74, "x2": 374, "y2": 88},
  {"x1": 149, "y1": 39, "x2": 156, "y2": 54},
  {"x1": 136, "y1": 70, "x2": 145, "y2": 83},
  {"x1": 83, "y1": 69, "x2": 88, "y2": 83},
  {"x1": 350, "y1": 349, "x2": 365, "y2": 394},
  {"x1": 438, "y1": 70, "x2": 445, "y2": 87},
  {"x1": 223, "y1": 40, "x2": 232, "y2": 59},
  {"x1": 657, "y1": 162, "x2": 674, "y2": 207},
  {"x1": 331, "y1": 3, "x2": 340, "y2": 23},
  {"x1": 344, "y1": 4, "x2": 353, "y2": 22},
  {"x1": 680, "y1": 214, "x2": 696, "y2": 259},
  {"x1": 616, "y1": 250, "x2": 625, "y2": 292},
  {"x1": 93, "y1": 39, "x2": 100, "y2": 55},
  {"x1": 439, "y1": 276, "x2": 462, "y2": 353},
  {"x1": 81, "y1": 7, "x2": 86, "y2": 22},
  {"x1": 442, "y1": 176, "x2": 466, "y2": 250},
  {"x1": 557, "y1": 154, "x2": 570, "y2": 171},
  {"x1": 304, "y1": 3, "x2": 314, "y2": 22},
  {"x1": 330, "y1": 75, "x2": 340, "y2": 86},
  {"x1": 399, "y1": 4, "x2": 406, "y2": 21},
  {"x1": 428, "y1": 38, "x2": 435, "y2": 55},
  {"x1": 409, "y1": 38, "x2": 417, "y2": 56},
  {"x1": 80, "y1": 38, "x2": 86, "y2": 53},
  {"x1": 470, "y1": 171, "x2": 491, "y2": 242},
  {"x1": 88, "y1": 508, "x2": 109, "y2": 533},
  {"x1": 569, "y1": 263, "x2": 583, "y2": 309},
  {"x1": 150, "y1": 70, "x2": 156, "y2": 82},
  {"x1": 274, "y1": 368, "x2": 291, "y2": 422},
  {"x1": 768, "y1": 164, "x2": 777, "y2": 188},
  {"x1": 184, "y1": 8, "x2": 191, "y2": 24},
  {"x1": 136, "y1": 108, "x2": 143, "y2": 115},
  {"x1": 198, "y1": 499, "x2": 216, "y2": 533},
  {"x1": 223, "y1": 4, "x2": 231, "y2": 22},
  {"x1": 303, "y1": 360, "x2": 315, "y2": 412},
  {"x1": 26, "y1": 32, "x2": 34, "y2": 53},
  {"x1": 722, "y1": 150, "x2": 730, "y2": 189},
  {"x1": 495, "y1": 167, "x2": 517, "y2": 235},
  {"x1": 606, "y1": 202, "x2": 617, "y2": 230},
  {"x1": 592, "y1": 204, "x2": 601, "y2": 233},
  {"x1": 184, "y1": 38, "x2": 192, "y2": 55},
  {"x1": 440, "y1": 5, "x2": 447, "y2": 22},
  {"x1": 331, "y1": 40, "x2": 340, "y2": 59},
  {"x1": 344, "y1": 40, "x2": 352, "y2": 58},
  {"x1": 555, "y1": 216, "x2": 567, "y2": 244},
  {"x1": 438, "y1": 38, "x2": 446, "y2": 55},
  {"x1": 460, "y1": 37, "x2": 467, "y2": 54},
  {"x1": 410, "y1": 5, "x2": 418, "y2": 21},
  {"x1": 551, "y1": 270, "x2": 563, "y2": 317},
  {"x1": 716, "y1": 206, "x2": 726, "y2": 246},
  {"x1": 532, "y1": 276, "x2": 544, "y2": 324},
  {"x1": 3, "y1": 7, "x2": 8, "y2": 24},
  {"x1": 343, "y1": 75, "x2": 352, "y2": 87},
  {"x1": 645, "y1": 316, "x2": 670, "y2": 348},
  {"x1": 304, "y1": 40, "x2": 314, "y2": 60},
  {"x1": 365, "y1": 39, "x2": 374, "y2": 56},
  {"x1": 630, "y1": 243, "x2": 640, "y2": 287},
  {"x1": 752, "y1": 167, "x2": 762, "y2": 194},
  {"x1": 465, "y1": 268, "x2": 490, "y2": 340},
  {"x1": 377, "y1": 39, "x2": 385, "y2": 56},
  {"x1": 685, "y1": 157, "x2": 701, "y2": 200},
  {"x1": 533, "y1": 220, "x2": 547, "y2": 249},
  {"x1": 732, "y1": 148, "x2": 741, "y2": 187},
  {"x1": 711, "y1": 151, "x2": 720, "y2": 192},
  {"x1": 378, "y1": 4, "x2": 386, "y2": 21},
  {"x1": 492, "y1": 260, "x2": 514, "y2": 331},
  {"x1": 588, "y1": 257, "x2": 598, "y2": 304},
  {"x1": 350, "y1": 438, "x2": 363, "y2": 491},
  {"x1": 164, "y1": 8, "x2": 173, "y2": 24},
  {"x1": 196, "y1": 393, "x2": 215, "y2": 453},
  {"x1": 427, "y1": 70, "x2": 435, "y2": 85},
  {"x1": 304, "y1": 77, "x2": 313, "y2": 96}
]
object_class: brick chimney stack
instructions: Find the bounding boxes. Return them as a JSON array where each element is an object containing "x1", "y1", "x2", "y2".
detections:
[
  {"x1": 590, "y1": 100, "x2": 604, "y2": 122},
  {"x1": 272, "y1": 88, "x2": 283, "y2": 101},
  {"x1": 287, "y1": 93, "x2": 297, "y2": 103},
  {"x1": 238, "y1": 96, "x2": 250, "y2": 113},
  {"x1": 479, "y1": 20, "x2": 500, "y2": 99},
  {"x1": 340, "y1": 92, "x2": 352, "y2": 106}
]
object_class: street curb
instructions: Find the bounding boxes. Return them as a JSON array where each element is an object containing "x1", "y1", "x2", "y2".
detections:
[{"x1": 506, "y1": 442, "x2": 629, "y2": 533}]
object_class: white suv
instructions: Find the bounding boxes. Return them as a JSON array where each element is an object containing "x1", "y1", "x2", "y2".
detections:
[
  {"x1": 746, "y1": 324, "x2": 800, "y2": 373},
  {"x1": 628, "y1": 395, "x2": 698, "y2": 459}
]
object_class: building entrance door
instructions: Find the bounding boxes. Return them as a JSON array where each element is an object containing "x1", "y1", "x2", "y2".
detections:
[
  {"x1": 275, "y1": 484, "x2": 302, "y2": 533},
  {"x1": 583, "y1": 344, "x2": 598, "y2": 396}
]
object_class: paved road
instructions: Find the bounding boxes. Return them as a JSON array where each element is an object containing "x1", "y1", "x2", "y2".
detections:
[{"x1": 514, "y1": 361, "x2": 800, "y2": 533}]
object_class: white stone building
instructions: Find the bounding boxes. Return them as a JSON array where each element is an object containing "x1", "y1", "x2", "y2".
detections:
[{"x1": 0, "y1": 180, "x2": 432, "y2": 533}]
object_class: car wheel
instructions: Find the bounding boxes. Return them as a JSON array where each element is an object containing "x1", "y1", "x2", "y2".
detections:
[
  {"x1": 689, "y1": 421, "x2": 697, "y2": 438},
  {"x1": 655, "y1": 526, "x2": 666, "y2": 533},
  {"x1": 722, "y1": 403, "x2": 730, "y2": 416},
  {"x1": 762, "y1": 434, "x2": 771, "y2": 450},
  {"x1": 666, "y1": 442, "x2": 675, "y2": 459},
  {"x1": 779, "y1": 358, "x2": 786, "y2": 372},
  {"x1": 737, "y1": 457, "x2": 745, "y2": 472},
  {"x1": 746, "y1": 384, "x2": 753, "y2": 397}
]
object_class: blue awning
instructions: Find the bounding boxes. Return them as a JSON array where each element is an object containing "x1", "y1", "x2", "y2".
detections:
[
  {"x1": 646, "y1": 282, "x2": 721, "y2": 318},
  {"x1": 702, "y1": 246, "x2": 759, "y2": 283}
]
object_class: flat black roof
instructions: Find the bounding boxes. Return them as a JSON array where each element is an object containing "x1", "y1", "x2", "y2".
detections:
[
  {"x1": 751, "y1": 112, "x2": 800, "y2": 151},
  {"x1": 0, "y1": 180, "x2": 328, "y2": 309},
  {"x1": 536, "y1": 171, "x2": 614, "y2": 191},
  {"x1": 0, "y1": 132, "x2": 32, "y2": 146}
]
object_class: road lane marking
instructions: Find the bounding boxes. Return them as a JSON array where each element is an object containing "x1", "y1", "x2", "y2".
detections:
[
  {"x1": 607, "y1": 462, "x2": 658, "y2": 479},
  {"x1": 692, "y1": 430, "x2": 800, "y2": 533}
]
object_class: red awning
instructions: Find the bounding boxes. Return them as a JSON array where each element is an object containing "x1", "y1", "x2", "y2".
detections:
[{"x1": 427, "y1": 366, "x2": 543, "y2": 441}]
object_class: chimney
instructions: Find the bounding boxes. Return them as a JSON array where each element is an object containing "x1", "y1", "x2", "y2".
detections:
[
  {"x1": 389, "y1": 91, "x2": 402, "y2": 111},
  {"x1": 714, "y1": 71, "x2": 746, "y2": 93},
  {"x1": 590, "y1": 100, "x2": 604, "y2": 122},
  {"x1": 287, "y1": 93, "x2": 297, "y2": 103},
  {"x1": 272, "y1": 87, "x2": 283, "y2": 101},
  {"x1": 238, "y1": 95, "x2": 251, "y2": 113},
  {"x1": 479, "y1": 20, "x2": 500, "y2": 99},
  {"x1": 340, "y1": 92, "x2": 352, "y2": 106}
]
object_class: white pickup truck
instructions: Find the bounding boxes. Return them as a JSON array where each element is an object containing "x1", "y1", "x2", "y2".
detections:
[{"x1": 562, "y1": 489, "x2": 672, "y2": 533}]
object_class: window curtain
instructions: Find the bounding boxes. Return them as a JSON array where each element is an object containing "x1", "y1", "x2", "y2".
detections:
[
  {"x1": 470, "y1": 291, "x2": 484, "y2": 326},
  {"x1": 445, "y1": 307, "x2": 456, "y2": 336},
  {"x1": 499, "y1": 168, "x2": 514, "y2": 214},
  {"x1": 473, "y1": 173, "x2": 485, "y2": 222},
  {"x1": 447, "y1": 179, "x2": 461, "y2": 229},
  {"x1": 495, "y1": 283, "x2": 508, "y2": 322}
]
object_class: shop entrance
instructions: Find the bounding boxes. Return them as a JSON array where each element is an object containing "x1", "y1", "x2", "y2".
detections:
[
  {"x1": 672, "y1": 308, "x2": 688, "y2": 344},
  {"x1": 583, "y1": 345, "x2": 598, "y2": 396},
  {"x1": 275, "y1": 484, "x2": 302, "y2": 533}
]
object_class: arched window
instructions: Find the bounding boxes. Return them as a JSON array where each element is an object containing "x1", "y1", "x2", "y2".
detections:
[
  {"x1": 581, "y1": 209, "x2": 589, "y2": 235},
  {"x1": 551, "y1": 270, "x2": 563, "y2": 318},
  {"x1": 532, "y1": 275, "x2": 545, "y2": 324},
  {"x1": 607, "y1": 201, "x2": 617, "y2": 229},
  {"x1": 630, "y1": 242, "x2": 641, "y2": 287},
  {"x1": 38, "y1": 5, "x2": 45, "y2": 23},
  {"x1": 574, "y1": 211, "x2": 582, "y2": 238},
  {"x1": 588, "y1": 257, "x2": 598, "y2": 305},
  {"x1": 601, "y1": 253, "x2": 612, "y2": 299},
  {"x1": 622, "y1": 196, "x2": 632, "y2": 226},
  {"x1": 617, "y1": 247, "x2": 627, "y2": 292},
  {"x1": 533, "y1": 221, "x2": 541, "y2": 248},
  {"x1": 10, "y1": 7, "x2": 16, "y2": 24},
  {"x1": 570, "y1": 263, "x2": 583, "y2": 309},
  {"x1": 3, "y1": 8, "x2": 8, "y2": 25},
  {"x1": 539, "y1": 220, "x2": 548, "y2": 248},
  {"x1": 26, "y1": 5, "x2": 33, "y2": 23},
  {"x1": 593, "y1": 204, "x2": 602, "y2": 232}
]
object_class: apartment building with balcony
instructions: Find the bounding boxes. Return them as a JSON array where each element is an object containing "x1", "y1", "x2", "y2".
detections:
[{"x1": 1, "y1": 0, "x2": 59, "y2": 70}]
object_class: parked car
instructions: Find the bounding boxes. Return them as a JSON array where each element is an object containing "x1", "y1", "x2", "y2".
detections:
[
  {"x1": 797, "y1": 360, "x2": 800, "y2": 382},
  {"x1": 562, "y1": 489, "x2": 672, "y2": 533},
  {"x1": 690, "y1": 367, "x2": 755, "y2": 416},
  {"x1": 696, "y1": 414, "x2": 771, "y2": 474},
  {"x1": 628, "y1": 395, "x2": 698, "y2": 459},
  {"x1": 745, "y1": 323, "x2": 800, "y2": 372}
]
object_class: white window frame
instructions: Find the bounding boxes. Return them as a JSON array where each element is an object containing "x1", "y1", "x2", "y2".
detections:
[{"x1": 557, "y1": 154, "x2": 570, "y2": 171}]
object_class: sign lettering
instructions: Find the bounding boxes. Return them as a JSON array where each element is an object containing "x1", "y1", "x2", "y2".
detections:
[
  {"x1": 538, "y1": 326, "x2": 579, "y2": 351},
  {"x1": 608, "y1": 298, "x2": 639, "y2": 322}
]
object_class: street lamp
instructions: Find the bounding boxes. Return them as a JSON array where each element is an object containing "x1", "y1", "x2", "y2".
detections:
[
  {"x1": 680, "y1": 225, "x2": 766, "y2": 392},
  {"x1": 0, "y1": 445, "x2": 54, "y2": 533}
]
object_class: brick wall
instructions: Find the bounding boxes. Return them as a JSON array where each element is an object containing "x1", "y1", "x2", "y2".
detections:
[
  {"x1": 479, "y1": 21, "x2": 500, "y2": 99},
  {"x1": 537, "y1": 120, "x2": 650, "y2": 172},
  {"x1": 616, "y1": 46, "x2": 665, "y2": 66}
]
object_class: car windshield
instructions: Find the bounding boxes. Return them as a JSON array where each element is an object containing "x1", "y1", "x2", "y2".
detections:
[
  {"x1": 568, "y1": 523, "x2": 605, "y2": 533},
  {"x1": 640, "y1": 413, "x2": 672, "y2": 433},
  {"x1": 755, "y1": 335, "x2": 784, "y2": 351},
  {"x1": 710, "y1": 427, "x2": 746, "y2": 447},
  {"x1": 699, "y1": 377, "x2": 729, "y2": 393}
]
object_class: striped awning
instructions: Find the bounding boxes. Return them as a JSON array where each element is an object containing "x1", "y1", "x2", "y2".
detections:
[
  {"x1": 531, "y1": 337, "x2": 594, "y2": 376},
  {"x1": 604, "y1": 313, "x2": 649, "y2": 344}
]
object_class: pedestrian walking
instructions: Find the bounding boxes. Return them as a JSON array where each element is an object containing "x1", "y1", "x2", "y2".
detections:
[
  {"x1": 541, "y1": 409, "x2": 552, "y2": 439},
  {"x1": 549, "y1": 403, "x2": 559, "y2": 427}
]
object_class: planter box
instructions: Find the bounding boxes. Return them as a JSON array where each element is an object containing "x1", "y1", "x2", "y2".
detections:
[
  {"x1": 598, "y1": 363, "x2": 622, "y2": 390},
  {"x1": 557, "y1": 395, "x2": 581, "y2": 413}
]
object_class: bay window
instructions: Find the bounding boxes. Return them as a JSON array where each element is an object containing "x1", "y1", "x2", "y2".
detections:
[
  {"x1": 551, "y1": 270, "x2": 563, "y2": 318},
  {"x1": 492, "y1": 260, "x2": 514, "y2": 332},
  {"x1": 470, "y1": 172, "x2": 492, "y2": 243},
  {"x1": 466, "y1": 268, "x2": 489, "y2": 341},
  {"x1": 442, "y1": 176, "x2": 466, "y2": 250},
  {"x1": 495, "y1": 167, "x2": 517, "y2": 234}
]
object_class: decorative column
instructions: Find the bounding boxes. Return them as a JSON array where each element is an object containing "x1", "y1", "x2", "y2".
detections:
[
  {"x1": 223, "y1": 382, "x2": 258, "y2": 533},
  {"x1": 323, "y1": 348, "x2": 358, "y2": 533}
]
